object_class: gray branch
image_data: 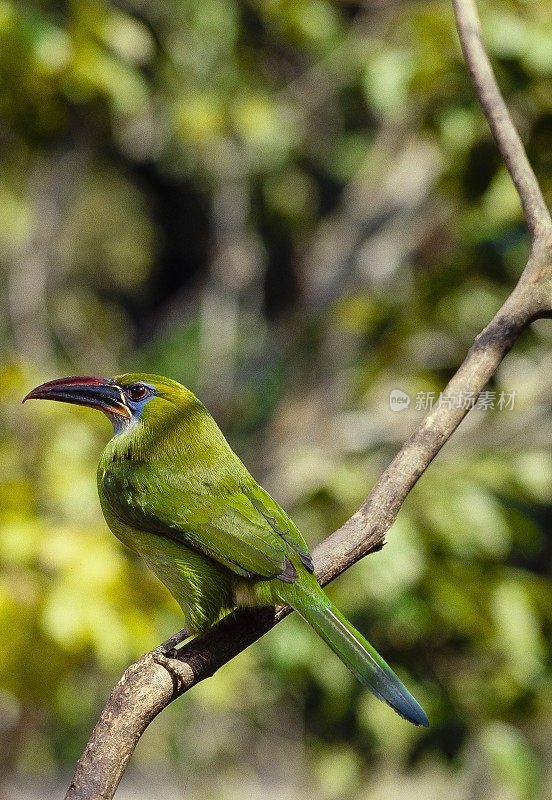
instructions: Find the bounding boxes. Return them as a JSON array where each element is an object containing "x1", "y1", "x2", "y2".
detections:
[
  {"x1": 452, "y1": 0, "x2": 552, "y2": 241},
  {"x1": 65, "y1": 1, "x2": 552, "y2": 798}
]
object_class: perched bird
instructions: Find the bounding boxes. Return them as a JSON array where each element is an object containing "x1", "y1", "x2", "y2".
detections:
[{"x1": 24, "y1": 373, "x2": 428, "y2": 726}]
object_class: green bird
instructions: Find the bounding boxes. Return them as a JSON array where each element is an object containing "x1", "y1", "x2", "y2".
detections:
[{"x1": 24, "y1": 373, "x2": 428, "y2": 726}]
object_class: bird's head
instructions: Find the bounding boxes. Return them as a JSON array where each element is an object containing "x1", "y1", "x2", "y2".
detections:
[{"x1": 23, "y1": 373, "x2": 199, "y2": 435}]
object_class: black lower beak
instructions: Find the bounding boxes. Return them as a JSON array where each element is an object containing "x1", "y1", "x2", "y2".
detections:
[{"x1": 23, "y1": 376, "x2": 131, "y2": 420}]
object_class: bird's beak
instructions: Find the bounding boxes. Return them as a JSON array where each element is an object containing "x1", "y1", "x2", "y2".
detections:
[{"x1": 23, "y1": 376, "x2": 132, "y2": 420}]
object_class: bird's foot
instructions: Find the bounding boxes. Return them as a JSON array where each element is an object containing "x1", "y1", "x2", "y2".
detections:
[
  {"x1": 150, "y1": 650, "x2": 193, "y2": 690},
  {"x1": 154, "y1": 628, "x2": 190, "y2": 658}
]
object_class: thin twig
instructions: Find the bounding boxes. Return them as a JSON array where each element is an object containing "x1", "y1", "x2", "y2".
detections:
[{"x1": 452, "y1": 0, "x2": 552, "y2": 240}]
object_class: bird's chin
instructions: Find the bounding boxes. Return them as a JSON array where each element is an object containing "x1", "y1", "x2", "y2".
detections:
[{"x1": 110, "y1": 411, "x2": 134, "y2": 436}]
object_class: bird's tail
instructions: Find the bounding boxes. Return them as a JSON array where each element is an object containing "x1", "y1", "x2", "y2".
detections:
[{"x1": 293, "y1": 592, "x2": 429, "y2": 727}]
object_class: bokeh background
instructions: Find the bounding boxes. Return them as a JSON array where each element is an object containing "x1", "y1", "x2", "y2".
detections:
[{"x1": 1, "y1": 0, "x2": 552, "y2": 798}]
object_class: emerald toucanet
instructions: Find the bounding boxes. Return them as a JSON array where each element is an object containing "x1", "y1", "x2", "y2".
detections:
[{"x1": 24, "y1": 373, "x2": 428, "y2": 726}]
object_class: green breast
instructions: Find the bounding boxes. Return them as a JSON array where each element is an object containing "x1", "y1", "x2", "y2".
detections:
[{"x1": 97, "y1": 451, "x2": 234, "y2": 634}]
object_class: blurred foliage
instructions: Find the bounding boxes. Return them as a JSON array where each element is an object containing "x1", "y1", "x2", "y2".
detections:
[{"x1": 1, "y1": 0, "x2": 552, "y2": 797}]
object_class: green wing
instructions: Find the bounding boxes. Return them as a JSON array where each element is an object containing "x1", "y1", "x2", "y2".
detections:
[
  {"x1": 101, "y1": 464, "x2": 313, "y2": 582},
  {"x1": 242, "y1": 482, "x2": 314, "y2": 572}
]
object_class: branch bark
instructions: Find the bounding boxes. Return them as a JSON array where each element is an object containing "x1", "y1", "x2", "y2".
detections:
[
  {"x1": 65, "y1": 1, "x2": 552, "y2": 798},
  {"x1": 452, "y1": 0, "x2": 552, "y2": 240}
]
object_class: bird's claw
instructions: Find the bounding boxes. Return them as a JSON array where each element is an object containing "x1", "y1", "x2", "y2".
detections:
[
  {"x1": 159, "y1": 646, "x2": 179, "y2": 659},
  {"x1": 150, "y1": 651, "x2": 193, "y2": 689}
]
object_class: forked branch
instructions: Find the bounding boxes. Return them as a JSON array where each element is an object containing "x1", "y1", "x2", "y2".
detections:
[{"x1": 65, "y1": 1, "x2": 552, "y2": 798}]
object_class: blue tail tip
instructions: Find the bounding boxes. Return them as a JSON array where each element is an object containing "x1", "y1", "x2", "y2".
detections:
[
  {"x1": 414, "y1": 708, "x2": 430, "y2": 728},
  {"x1": 404, "y1": 701, "x2": 429, "y2": 727}
]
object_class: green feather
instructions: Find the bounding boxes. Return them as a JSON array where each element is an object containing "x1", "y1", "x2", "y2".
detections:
[{"x1": 288, "y1": 584, "x2": 428, "y2": 726}]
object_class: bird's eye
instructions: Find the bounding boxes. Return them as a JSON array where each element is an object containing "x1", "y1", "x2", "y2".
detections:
[{"x1": 124, "y1": 383, "x2": 150, "y2": 402}]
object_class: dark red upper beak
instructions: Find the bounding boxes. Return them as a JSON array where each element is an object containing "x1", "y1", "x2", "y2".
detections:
[{"x1": 23, "y1": 376, "x2": 131, "y2": 420}]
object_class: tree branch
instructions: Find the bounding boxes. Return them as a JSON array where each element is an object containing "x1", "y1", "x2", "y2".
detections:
[
  {"x1": 452, "y1": 0, "x2": 552, "y2": 241},
  {"x1": 65, "y1": 1, "x2": 552, "y2": 798}
]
